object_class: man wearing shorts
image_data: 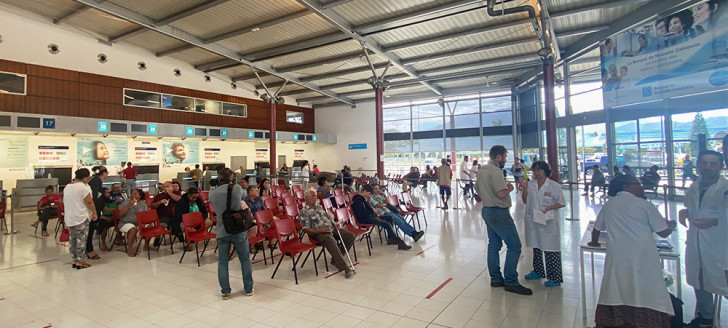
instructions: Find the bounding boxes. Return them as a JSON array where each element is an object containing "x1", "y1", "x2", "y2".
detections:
[
  {"x1": 511, "y1": 158, "x2": 525, "y2": 191},
  {"x1": 436, "y1": 158, "x2": 453, "y2": 209}
]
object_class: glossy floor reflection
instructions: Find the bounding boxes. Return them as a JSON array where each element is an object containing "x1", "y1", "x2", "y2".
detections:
[{"x1": 0, "y1": 186, "x2": 725, "y2": 328}]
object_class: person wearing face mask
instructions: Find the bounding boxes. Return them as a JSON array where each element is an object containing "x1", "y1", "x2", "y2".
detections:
[
  {"x1": 63, "y1": 168, "x2": 98, "y2": 269},
  {"x1": 520, "y1": 161, "x2": 566, "y2": 288},
  {"x1": 476, "y1": 145, "x2": 532, "y2": 295},
  {"x1": 680, "y1": 150, "x2": 728, "y2": 328},
  {"x1": 589, "y1": 175, "x2": 677, "y2": 328}
]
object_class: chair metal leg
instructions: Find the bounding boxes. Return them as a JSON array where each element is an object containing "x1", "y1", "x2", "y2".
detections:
[
  {"x1": 300, "y1": 251, "x2": 312, "y2": 268},
  {"x1": 195, "y1": 243, "x2": 200, "y2": 267},
  {"x1": 135, "y1": 239, "x2": 143, "y2": 258},
  {"x1": 271, "y1": 253, "x2": 284, "y2": 279},
  {"x1": 352, "y1": 242, "x2": 358, "y2": 262},
  {"x1": 312, "y1": 250, "x2": 318, "y2": 276},
  {"x1": 179, "y1": 243, "x2": 188, "y2": 263}
]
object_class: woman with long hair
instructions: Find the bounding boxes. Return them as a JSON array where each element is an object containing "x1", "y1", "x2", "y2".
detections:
[{"x1": 258, "y1": 178, "x2": 271, "y2": 196}]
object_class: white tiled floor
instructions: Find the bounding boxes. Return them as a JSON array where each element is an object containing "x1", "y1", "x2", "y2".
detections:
[{"x1": 0, "y1": 186, "x2": 726, "y2": 328}]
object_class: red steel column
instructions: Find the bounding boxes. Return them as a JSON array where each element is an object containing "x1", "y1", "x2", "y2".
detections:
[
  {"x1": 269, "y1": 101, "x2": 277, "y2": 178},
  {"x1": 375, "y1": 87, "x2": 385, "y2": 179},
  {"x1": 543, "y1": 58, "x2": 559, "y2": 181}
]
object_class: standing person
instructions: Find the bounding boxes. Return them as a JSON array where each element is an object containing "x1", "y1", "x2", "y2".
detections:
[
  {"x1": 460, "y1": 156, "x2": 473, "y2": 197},
  {"x1": 588, "y1": 175, "x2": 677, "y2": 328},
  {"x1": 116, "y1": 161, "x2": 126, "y2": 189},
  {"x1": 63, "y1": 168, "x2": 97, "y2": 270},
  {"x1": 31, "y1": 186, "x2": 62, "y2": 237},
  {"x1": 300, "y1": 161, "x2": 310, "y2": 188},
  {"x1": 680, "y1": 150, "x2": 727, "y2": 328},
  {"x1": 436, "y1": 158, "x2": 453, "y2": 209},
  {"x1": 300, "y1": 190, "x2": 356, "y2": 278},
  {"x1": 520, "y1": 161, "x2": 566, "y2": 287},
  {"x1": 122, "y1": 162, "x2": 137, "y2": 197},
  {"x1": 97, "y1": 188, "x2": 116, "y2": 251},
  {"x1": 682, "y1": 155, "x2": 697, "y2": 187},
  {"x1": 190, "y1": 164, "x2": 203, "y2": 189},
  {"x1": 209, "y1": 168, "x2": 254, "y2": 300},
  {"x1": 476, "y1": 145, "x2": 532, "y2": 295},
  {"x1": 723, "y1": 134, "x2": 728, "y2": 166},
  {"x1": 86, "y1": 166, "x2": 109, "y2": 260},
  {"x1": 511, "y1": 158, "x2": 525, "y2": 191},
  {"x1": 520, "y1": 159, "x2": 530, "y2": 181}
]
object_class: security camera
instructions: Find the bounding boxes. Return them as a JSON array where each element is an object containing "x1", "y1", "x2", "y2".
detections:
[
  {"x1": 138, "y1": 61, "x2": 147, "y2": 70},
  {"x1": 48, "y1": 44, "x2": 60, "y2": 54},
  {"x1": 174, "y1": 68, "x2": 181, "y2": 77},
  {"x1": 98, "y1": 54, "x2": 108, "y2": 63}
]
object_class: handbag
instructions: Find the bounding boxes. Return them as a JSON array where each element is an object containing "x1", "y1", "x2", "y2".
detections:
[
  {"x1": 221, "y1": 184, "x2": 254, "y2": 234},
  {"x1": 59, "y1": 228, "x2": 70, "y2": 242}
]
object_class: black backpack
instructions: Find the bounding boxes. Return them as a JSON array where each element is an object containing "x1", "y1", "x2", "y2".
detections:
[{"x1": 221, "y1": 184, "x2": 254, "y2": 234}]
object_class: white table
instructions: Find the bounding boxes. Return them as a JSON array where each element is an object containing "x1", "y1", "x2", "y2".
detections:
[{"x1": 579, "y1": 221, "x2": 682, "y2": 321}]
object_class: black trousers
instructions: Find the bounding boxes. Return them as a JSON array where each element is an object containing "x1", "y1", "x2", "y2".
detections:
[
  {"x1": 533, "y1": 248, "x2": 563, "y2": 283},
  {"x1": 86, "y1": 218, "x2": 114, "y2": 252},
  {"x1": 38, "y1": 208, "x2": 58, "y2": 230}
]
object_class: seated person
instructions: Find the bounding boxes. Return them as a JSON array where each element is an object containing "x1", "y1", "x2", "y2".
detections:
[
  {"x1": 117, "y1": 189, "x2": 149, "y2": 257},
  {"x1": 640, "y1": 165, "x2": 661, "y2": 189},
  {"x1": 316, "y1": 176, "x2": 336, "y2": 206},
  {"x1": 96, "y1": 188, "x2": 117, "y2": 251},
  {"x1": 244, "y1": 185, "x2": 265, "y2": 214},
  {"x1": 369, "y1": 185, "x2": 424, "y2": 242},
  {"x1": 583, "y1": 165, "x2": 606, "y2": 196},
  {"x1": 174, "y1": 188, "x2": 211, "y2": 250},
  {"x1": 109, "y1": 183, "x2": 126, "y2": 203},
  {"x1": 238, "y1": 176, "x2": 249, "y2": 199},
  {"x1": 299, "y1": 190, "x2": 356, "y2": 278},
  {"x1": 150, "y1": 181, "x2": 182, "y2": 245},
  {"x1": 351, "y1": 185, "x2": 411, "y2": 250},
  {"x1": 312, "y1": 165, "x2": 320, "y2": 177},
  {"x1": 404, "y1": 167, "x2": 420, "y2": 192},
  {"x1": 31, "y1": 185, "x2": 62, "y2": 236}
]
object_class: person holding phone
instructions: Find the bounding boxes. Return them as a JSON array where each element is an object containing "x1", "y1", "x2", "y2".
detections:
[
  {"x1": 31, "y1": 185, "x2": 62, "y2": 237},
  {"x1": 117, "y1": 189, "x2": 148, "y2": 257}
]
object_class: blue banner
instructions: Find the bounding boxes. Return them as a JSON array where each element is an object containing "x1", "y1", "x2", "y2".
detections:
[
  {"x1": 348, "y1": 143, "x2": 367, "y2": 150},
  {"x1": 601, "y1": 1, "x2": 728, "y2": 108}
]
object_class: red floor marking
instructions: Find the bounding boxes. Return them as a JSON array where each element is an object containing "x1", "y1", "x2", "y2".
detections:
[
  {"x1": 0, "y1": 298, "x2": 6, "y2": 301},
  {"x1": 252, "y1": 253, "x2": 282, "y2": 265},
  {"x1": 56, "y1": 243, "x2": 68, "y2": 247},
  {"x1": 416, "y1": 245, "x2": 436, "y2": 255},
  {"x1": 42, "y1": 325, "x2": 52, "y2": 328},
  {"x1": 426, "y1": 278, "x2": 453, "y2": 299},
  {"x1": 0, "y1": 259, "x2": 58, "y2": 271},
  {"x1": 324, "y1": 262, "x2": 360, "y2": 278}
]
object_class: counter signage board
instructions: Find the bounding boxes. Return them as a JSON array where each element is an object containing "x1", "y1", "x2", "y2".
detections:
[
  {"x1": 348, "y1": 143, "x2": 367, "y2": 150},
  {"x1": 0, "y1": 135, "x2": 29, "y2": 168},
  {"x1": 43, "y1": 118, "x2": 55, "y2": 129},
  {"x1": 294, "y1": 149, "x2": 304, "y2": 159},
  {"x1": 221, "y1": 129, "x2": 228, "y2": 137},
  {"x1": 203, "y1": 148, "x2": 222, "y2": 162},
  {"x1": 148, "y1": 125, "x2": 158, "y2": 134},
  {"x1": 255, "y1": 148, "x2": 268, "y2": 160},
  {"x1": 98, "y1": 122, "x2": 109, "y2": 132},
  {"x1": 38, "y1": 145, "x2": 69, "y2": 164},
  {"x1": 134, "y1": 146, "x2": 158, "y2": 163}
]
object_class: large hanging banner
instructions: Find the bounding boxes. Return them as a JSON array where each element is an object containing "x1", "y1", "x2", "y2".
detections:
[
  {"x1": 600, "y1": 1, "x2": 728, "y2": 108},
  {"x1": 163, "y1": 140, "x2": 199, "y2": 164},
  {"x1": 0, "y1": 135, "x2": 28, "y2": 168},
  {"x1": 77, "y1": 138, "x2": 128, "y2": 166}
]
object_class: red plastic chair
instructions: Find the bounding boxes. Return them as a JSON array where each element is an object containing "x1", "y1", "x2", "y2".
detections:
[
  {"x1": 271, "y1": 218, "x2": 318, "y2": 284},
  {"x1": 0, "y1": 202, "x2": 6, "y2": 232},
  {"x1": 255, "y1": 209, "x2": 278, "y2": 265},
  {"x1": 333, "y1": 194, "x2": 346, "y2": 208},
  {"x1": 387, "y1": 195, "x2": 415, "y2": 224},
  {"x1": 135, "y1": 210, "x2": 173, "y2": 260},
  {"x1": 264, "y1": 198, "x2": 289, "y2": 220},
  {"x1": 260, "y1": 195, "x2": 273, "y2": 202},
  {"x1": 179, "y1": 212, "x2": 216, "y2": 267},
  {"x1": 53, "y1": 204, "x2": 66, "y2": 239},
  {"x1": 198, "y1": 191, "x2": 209, "y2": 203},
  {"x1": 345, "y1": 192, "x2": 355, "y2": 207},
  {"x1": 333, "y1": 188, "x2": 344, "y2": 197},
  {"x1": 108, "y1": 209, "x2": 125, "y2": 252},
  {"x1": 320, "y1": 197, "x2": 334, "y2": 213},
  {"x1": 291, "y1": 185, "x2": 302, "y2": 193},
  {"x1": 335, "y1": 207, "x2": 371, "y2": 260},
  {"x1": 294, "y1": 190, "x2": 305, "y2": 209},
  {"x1": 401, "y1": 191, "x2": 427, "y2": 229},
  {"x1": 206, "y1": 202, "x2": 217, "y2": 227},
  {"x1": 282, "y1": 196, "x2": 297, "y2": 207}
]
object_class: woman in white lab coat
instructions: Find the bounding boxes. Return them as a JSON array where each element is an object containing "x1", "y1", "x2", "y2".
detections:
[
  {"x1": 520, "y1": 161, "x2": 565, "y2": 287},
  {"x1": 588, "y1": 175, "x2": 677, "y2": 328}
]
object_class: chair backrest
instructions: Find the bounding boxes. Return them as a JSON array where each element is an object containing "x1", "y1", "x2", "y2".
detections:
[
  {"x1": 263, "y1": 198, "x2": 279, "y2": 211},
  {"x1": 273, "y1": 218, "x2": 300, "y2": 251},
  {"x1": 345, "y1": 192, "x2": 354, "y2": 205},
  {"x1": 113, "y1": 209, "x2": 121, "y2": 231},
  {"x1": 401, "y1": 191, "x2": 413, "y2": 205},
  {"x1": 334, "y1": 207, "x2": 351, "y2": 225},
  {"x1": 294, "y1": 190, "x2": 305, "y2": 199},
  {"x1": 277, "y1": 179, "x2": 286, "y2": 187},
  {"x1": 198, "y1": 191, "x2": 209, "y2": 202},
  {"x1": 136, "y1": 210, "x2": 161, "y2": 232},
  {"x1": 334, "y1": 194, "x2": 346, "y2": 208},
  {"x1": 386, "y1": 195, "x2": 400, "y2": 207},
  {"x1": 146, "y1": 195, "x2": 155, "y2": 207},
  {"x1": 321, "y1": 197, "x2": 333, "y2": 212},
  {"x1": 254, "y1": 209, "x2": 275, "y2": 229},
  {"x1": 284, "y1": 204, "x2": 299, "y2": 218},
  {"x1": 292, "y1": 185, "x2": 302, "y2": 192},
  {"x1": 261, "y1": 194, "x2": 273, "y2": 202},
  {"x1": 283, "y1": 196, "x2": 296, "y2": 206},
  {"x1": 182, "y1": 211, "x2": 204, "y2": 237},
  {"x1": 333, "y1": 188, "x2": 344, "y2": 197}
]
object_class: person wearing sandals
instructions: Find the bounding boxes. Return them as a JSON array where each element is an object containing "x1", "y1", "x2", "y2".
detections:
[
  {"x1": 86, "y1": 166, "x2": 108, "y2": 260},
  {"x1": 63, "y1": 168, "x2": 97, "y2": 270},
  {"x1": 31, "y1": 185, "x2": 62, "y2": 237},
  {"x1": 118, "y1": 189, "x2": 149, "y2": 257},
  {"x1": 520, "y1": 161, "x2": 566, "y2": 287}
]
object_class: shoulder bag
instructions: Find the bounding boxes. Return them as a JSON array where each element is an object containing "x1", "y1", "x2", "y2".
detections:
[{"x1": 221, "y1": 184, "x2": 254, "y2": 234}]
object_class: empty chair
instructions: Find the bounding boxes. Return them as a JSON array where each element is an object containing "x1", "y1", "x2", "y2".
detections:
[
  {"x1": 264, "y1": 198, "x2": 288, "y2": 220},
  {"x1": 320, "y1": 197, "x2": 334, "y2": 213},
  {"x1": 271, "y1": 218, "x2": 318, "y2": 284},
  {"x1": 401, "y1": 191, "x2": 427, "y2": 229},
  {"x1": 135, "y1": 210, "x2": 173, "y2": 260},
  {"x1": 333, "y1": 188, "x2": 344, "y2": 197},
  {"x1": 198, "y1": 191, "x2": 209, "y2": 203},
  {"x1": 282, "y1": 195, "x2": 297, "y2": 207},
  {"x1": 179, "y1": 212, "x2": 216, "y2": 267},
  {"x1": 334, "y1": 194, "x2": 346, "y2": 208}
]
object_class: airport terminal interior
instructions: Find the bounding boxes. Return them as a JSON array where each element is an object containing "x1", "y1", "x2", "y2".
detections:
[{"x1": 0, "y1": 0, "x2": 727, "y2": 327}]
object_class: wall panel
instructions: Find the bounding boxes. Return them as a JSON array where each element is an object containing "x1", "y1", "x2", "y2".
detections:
[
  {"x1": 27, "y1": 76, "x2": 79, "y2": 99},
  {"x1": 124, "y1": 106, "x2": 161, "y2": 123},
  {"x1": 123, "y1": 80, "x2": 161, "y2": 92},
  {"x1": 79, "y1": 73, "x2": 124, "y2": 88},
  {"x1": 0, "y1": 59, "x2": 26, "y2": 74},
  {"x1": 79, "y1": 102, "x2": 124, "y2": 120},
  {"x1": 26, "y1": 96, "x2": 78, "y2": 116},
  {"x1": 0, "y1": 94, "x2": 25, "y2": 112},
  {"x1": 79, "y1": 83, "x2": 120, "y2": 104},
  {"x1": 26, "y1": 65, "x2": 78, "y2": 81}
]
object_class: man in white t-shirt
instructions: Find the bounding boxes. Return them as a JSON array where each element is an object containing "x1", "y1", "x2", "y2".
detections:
[
  {"x1": 460, "y1": 156, "x2": 473, "y2": 196},
  {"x1": 511, "y1": 158, "x2": 525, "y2": 191},
  {"x1": 63, "y1": 168, "x2": 97, "y2": 270}
]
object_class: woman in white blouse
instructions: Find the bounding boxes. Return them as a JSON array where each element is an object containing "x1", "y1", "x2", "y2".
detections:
[
  {"x1": 588, "y1": 174, "x2": 677, "y2": 328},
  {"x1": 520, "y1": 161, "x2": 565, "y2": 287}
]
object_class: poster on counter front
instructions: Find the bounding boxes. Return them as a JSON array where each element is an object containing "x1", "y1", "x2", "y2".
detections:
[
  {"x1": 0, "y1": 135, "x2": 29, "y2": 168},
  {"x1": 77, "y1": 138, "x2": 128, "y2": 166},
  {"x1": 600, "y1": 1, "x2": 728, "y2": 108},
  {"x1": 203, "y1": 148, "x2": 221, "y2": 162},
  {"x1": 38, "y1": 145, "x2": 69, "y2": 164},
  {"x1": 163, "y1": 140, "x2": 199, "y2": 164}
]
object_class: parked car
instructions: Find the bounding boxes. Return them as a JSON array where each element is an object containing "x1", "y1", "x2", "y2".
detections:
[{"x1": 581, "y1": 155, "x2": 625, "y2": 175}]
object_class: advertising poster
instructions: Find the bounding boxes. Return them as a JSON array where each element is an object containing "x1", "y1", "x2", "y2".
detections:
[
  {"x1": 203, "y1": 148, "x2": 222, "y2": 162},
  {"x1": 0, "y1": 135, "x2": 29, "y2": 168},
  {"x1": 133, "y1": 142, "x2": 158, "y2": 164},
  {"x1": 600, "y1": 0, "x2": 728, "y2": 108},
  {"x1": 38, "y1": 145, "x2": 69, "y2": 164},
  {"x1": 163, "y1": 140, "x2": 199, "y2": 164},
  {"x1": 77, "y1": 138, "x2": 128, "y2": 167}
]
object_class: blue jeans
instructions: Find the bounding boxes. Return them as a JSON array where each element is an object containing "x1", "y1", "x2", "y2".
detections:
[
  {"x1": 384, "y1": 212, "x2": 415, "y2": 237},
  {"x1": 481, "y1": 207, "x2": 521, "y2": 285},
  {"x1": 217, "y1": 232, "x2": 254, "y2": 295}
]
